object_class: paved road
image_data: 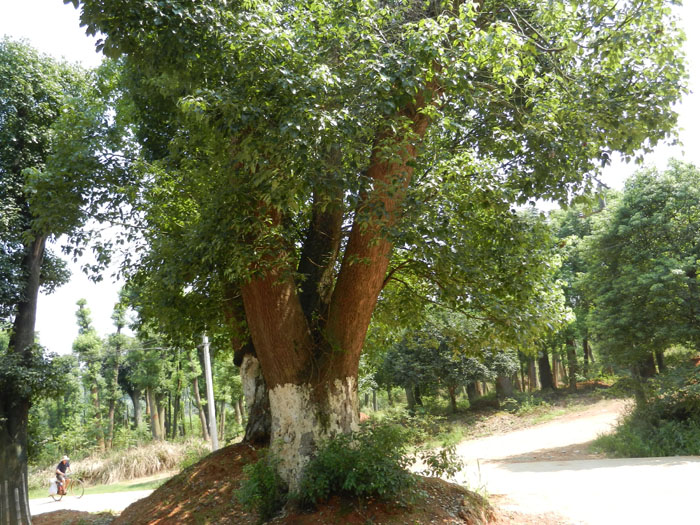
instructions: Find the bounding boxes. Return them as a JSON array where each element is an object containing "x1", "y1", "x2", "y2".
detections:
[
  {"x1": 453, "y1": 399, "x2": 700, "y2": 524},
  {"x1": 30, "y1": 489, "x2": 153, "y2": 517}
]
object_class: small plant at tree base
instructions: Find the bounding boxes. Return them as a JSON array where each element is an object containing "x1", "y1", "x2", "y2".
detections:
[
  {"x1": 295, "y1": 422, "x2": 415, "y2": 508},
  {"x1": 236, "y1": 451, "x2": 287, "y2": 523}
]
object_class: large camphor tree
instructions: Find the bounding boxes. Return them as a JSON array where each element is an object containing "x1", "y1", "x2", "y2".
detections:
[{"x1": 69, "y1": 0, "x2": 686, "y2": 486}]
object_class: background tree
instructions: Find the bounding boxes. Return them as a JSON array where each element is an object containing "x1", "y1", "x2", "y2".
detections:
[
  {"x1": 587, "y1": 162, "x2": 700, "y2": 400},
  {"x1": 0, "y1": 38, "x2": 131, "y2": 522}
]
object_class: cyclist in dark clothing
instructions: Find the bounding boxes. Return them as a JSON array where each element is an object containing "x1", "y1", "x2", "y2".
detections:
[{"x1": 56, "y1": 456, "x2": 71, "y2": 494}]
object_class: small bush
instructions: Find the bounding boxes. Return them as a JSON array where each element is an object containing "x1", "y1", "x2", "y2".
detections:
[
  {"x1": 594, "y1": 365, "x2": 700, "y2": 457},
  {"x1": 236, "y1": 451, "x2": 287, "y2": 523},
  {"x1": 296, "y1": 423, "x2": 417, "y2": 508}
]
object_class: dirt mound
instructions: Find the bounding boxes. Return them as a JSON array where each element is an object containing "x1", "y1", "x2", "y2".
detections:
[{"x1": 112, "y1": 442, "x2": 494, "y2": 524}]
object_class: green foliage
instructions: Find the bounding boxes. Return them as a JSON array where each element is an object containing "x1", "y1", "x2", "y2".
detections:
[
  {"x1": 595, "y1": 365, "x2": 700, "y2": 457},
  {"x1": 296, "y1": 423, "x2": 416, "y2": 507},
  {"x1": 236, "y1": 451, "x2": 287, "y2": 523},
  {"x1": 586, "y1": 163, "x2": 700, "y2": 369},
  {"x1": 0, "y1": 344, "x2": 70, "y2": 400}
]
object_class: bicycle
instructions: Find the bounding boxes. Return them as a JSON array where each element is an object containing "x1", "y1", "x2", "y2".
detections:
[{"x1": 50, "y1": 474, "x2": 84, "y2": 501}]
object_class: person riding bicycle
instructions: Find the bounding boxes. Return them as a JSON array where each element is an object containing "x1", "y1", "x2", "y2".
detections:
[{"x1": 55, "y1": 456, "x2": 71, "y2": 495}]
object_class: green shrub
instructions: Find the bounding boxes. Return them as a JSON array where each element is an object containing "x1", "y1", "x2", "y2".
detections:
[
  {"x1": 594, "y1": 365, "x2": 700, "y2": 457},
  {"x1": 236, "y1": 451, "x2": 287, "y2": 523},
  {"x1": 296, "y1": 423, "x2": 416, "y2": 508}
]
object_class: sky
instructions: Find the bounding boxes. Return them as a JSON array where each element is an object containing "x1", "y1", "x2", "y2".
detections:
[{"x1": 1, "y1": 0, "x2": 699, "y2": 355}]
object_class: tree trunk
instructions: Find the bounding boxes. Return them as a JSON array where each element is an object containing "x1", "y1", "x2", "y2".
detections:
[
  {"x1": 551, "y1": 353, "x2": 560, "y2": 387},
  {"x1": 241, "y1": 355, "x2": 271, "y2": 445},
  {"x1": 372, "y1": 390, "x2": 377, "y2": 412},
  {"x1": 566, "y1": 338, "x2": 577, "y2": 392},
  {"x1": 654, "y1": 349, "x2": 667, "y2": 373},
  {"x1": 528, "y1": 358, "x2": 538, "y2": 392},
  {"x1": 405, "y1": 386, "x2": 416, "y2": 412},
  {"x1": 192, "y1": 376, "x2": 210, "y2": 442},
  {"x1": 157, "y1": 394, "x2": 166, "y2": 439},
  {"x1": 639, "y1": 352, "x2": 657, "y2": 378},
  {"x1": 538, "y1": 350, "x2": 555, "y2": 391},
  {"x1": 387, "y1": 387, "x2": 393, "y2": 406},
  {"x1": 234, "y1": 398, "x2": 243, "y2": 426},
  {"x1": 0, "y1": 236, "x2": 47, "y2": 524},
  {"x1": 219, "y1": 400, "x2": 226, "y2": 442},
  {"x1": 239, "y1": 100, "x2": 430, "y2": 488},
  {"x1": 414, "y1": 385, "x2": 423, "y2": 407},
  {"x1": 583, "y1": 338, "x2": 591, "y2": 377},
  {"x1": 466, "y1": 382, "x2": 478, "y2": 404},
  {"x1": 91, "y1": 382, "x2": 105, "y2": 451},
  {"x1": 129, "y1": 389, "x2": 142, "y2": 428},
  {"x1": 495, "y1": 375, "x2": 514, "y2": 400},
  {"x1": 146, "y1": 387, "x2": 163, "y2": 440},
  {"x1": 448, "y1": 386, "x2": 457, "y2": 413}
]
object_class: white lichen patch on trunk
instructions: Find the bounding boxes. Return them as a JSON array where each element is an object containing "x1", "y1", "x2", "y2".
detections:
[{"x1": 268, "y1": 376, "x2": 359, "y2": 488}]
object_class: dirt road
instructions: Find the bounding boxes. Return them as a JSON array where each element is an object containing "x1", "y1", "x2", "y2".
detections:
[
  {"x1": 29, "y1": 490, "x2": 153, "y2": 517},
  {"x1": 454, "y1": 398, "x2": 700, "y2": 524}
]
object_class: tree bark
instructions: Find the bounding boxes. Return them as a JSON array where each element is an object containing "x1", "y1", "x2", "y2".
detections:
[
  {"x1": 448, "y1": 386, "x2": 457, "y2": 413},
  {"x1": 583, "y1": 338, "x2": 591, "y2": 377},
  {"x1": 1, "y1": 236, "x2": 46, "y2": 525},
  {"x1": 191, "y1": 376, "x2": 210, "y2": 442},
  {"x1": 146, "y1": 387, "x2": 163, "y2": 441},
  {"x1": 372, "y1": 389, "x2": 377, "y2": 412},
  {"x1": 405, "y1": 386, "x2": 416, "y2": 412},
  {"x1": 129, "y1": 389, "x2": 142, "y2": 428},
  {"x1": 466, "y1": 382, "x2": 478, "y2": 404},
  {"x1": 566, "y1": 338, "x2": 577, "y2": 392},
  {"x1": 654, "y1": 349, "x2": 667, "y2": 373},
  {"x1": 551, "y1": 353, "x2": 560, "y2": 387},
  {"x1": 234, "y1": 398, "x2": 243, "y2": 426},
  {"x1": 387, "y1": 387, "x2": 393, "y2": 406},
  {"x1": 528, "y1": 358, "x2": 538, "y2": 392},
  {"x1": 495, "y1": 375, "x2": 514, "y2": 400},
  {"x1": 241, "y1": 355, "x2": 271, "y2": 445},
  {"x1": 91, "y1": 381, "x2": 106, "y2": 451},
  {"x1": 538, "y1": 350, "x2": 555, "y2": 391}
]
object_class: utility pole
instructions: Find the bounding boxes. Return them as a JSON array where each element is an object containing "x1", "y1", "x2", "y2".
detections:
[{"x1": 202, "y1": 333, "x2": 219, "y2": 451}]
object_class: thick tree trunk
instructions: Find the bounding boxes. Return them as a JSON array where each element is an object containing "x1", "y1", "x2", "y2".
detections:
[
  {"x1": 1, "y1": 236, "x2": 47, "y2": 524},
  {"x1": 583, "y1": 338, "x2": 591, "y2": 377},
  {"x1": 372, "y1": 389, "x2": 377, "y2": 412},
  {"x1": 538, "y1": 350, "x2": 555, "y2": 391},
  {"x1": 240, "y1": 101, "x2": 430, "y2": 488},
  {"x1": 551, "y1": 353, "x2": 560, "y2": 387},
  {"x1": 192, "y1": 377, "x2": 210, "y2": 442},
  {"x1": 495, "y1": 375, "x2": 514, "y2": 400},
  {"x1": 566, "y1": 338, "x2": 577, "y2": 392},
  {"x1": 157, "y1": 394, "x2": 166, "y2": 439},
  {"x1": 387, "y1": 387, "x2": 393, "y2": 406}
]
